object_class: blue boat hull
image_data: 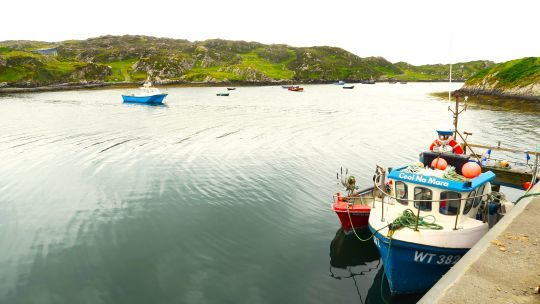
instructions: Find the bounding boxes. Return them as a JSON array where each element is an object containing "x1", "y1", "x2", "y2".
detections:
[
  {"x1": 122, "y1": 94, "x2": 167, "y2": 104},
  {"x1": 369, "y1": 225, "x2": 469, "y2": 295}
]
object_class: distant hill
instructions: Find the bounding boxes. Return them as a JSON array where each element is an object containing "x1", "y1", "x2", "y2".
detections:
[
  {"x1": 458, "y1": 57, "x2": 540, "y2": 100},
  {"x1": 393, "y1": 61, "x2": 494, "y2": 81},
  {"x1": 0, "y1": 35, "x2": 495, "y2": 87}
]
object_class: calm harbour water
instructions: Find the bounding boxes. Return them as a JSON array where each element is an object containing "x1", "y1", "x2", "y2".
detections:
[{"x1": 0, "y1": 83, "x2": 538, "y2": 304}]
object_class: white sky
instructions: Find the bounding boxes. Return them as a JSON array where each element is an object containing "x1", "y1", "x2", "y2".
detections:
[{"x1": 1, "y1": 0, "x2": 538, "y2": 65}]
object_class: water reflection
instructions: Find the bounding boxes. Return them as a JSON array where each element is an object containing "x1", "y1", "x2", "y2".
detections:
[
  {"x1": 329, "y1": 227, "x2": 380, "y2": 303},
  {"x1": 329, "y1": 228, "x2": 425, "y2": 304},
  {"x1": 365, "y1": 268, "x2": 423, "y2": 304}
]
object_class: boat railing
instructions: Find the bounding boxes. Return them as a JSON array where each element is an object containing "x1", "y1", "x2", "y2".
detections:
[
  {"x1": 333, "y1": 187, "x2": 375, "y2": 206},
  {"x1": 373, "y1": 169, "x2": 493, "y2": 231}
]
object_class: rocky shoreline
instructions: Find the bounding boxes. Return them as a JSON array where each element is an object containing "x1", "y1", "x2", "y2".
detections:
[
  {"x1": 455, "y1": 84, "x2": 540, "y2": 101},
  {"x1": 0, "y1": 79, "x2": 466, "y2": 94}
]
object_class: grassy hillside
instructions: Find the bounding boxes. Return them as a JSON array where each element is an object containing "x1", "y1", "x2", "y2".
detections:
[
  {"x1": 393, "y1": 61, "x2": 494, "y2": 81},
  {"x1": 459, "y1": 57, "x2": 540, "y2": 100},
  {"x1": 466, "y1": 57, "x2": 540, "y2": 88},
  {"x1": 0, "y1": 35, "x2": 495, "y2": 87}
]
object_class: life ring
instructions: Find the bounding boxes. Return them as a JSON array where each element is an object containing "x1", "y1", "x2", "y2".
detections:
[{"x1": 429, "y1": 139, "x2": 464, "y2": 154}]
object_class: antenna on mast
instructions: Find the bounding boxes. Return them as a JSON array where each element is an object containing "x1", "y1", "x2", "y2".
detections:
[{"x1": 448, "y1": 63, "x2": 452, "y2": 102}]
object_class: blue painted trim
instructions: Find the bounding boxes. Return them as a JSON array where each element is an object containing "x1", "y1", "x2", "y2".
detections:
[{"x1": 388, "y1": 167, "x2": 494, "y2": 192}]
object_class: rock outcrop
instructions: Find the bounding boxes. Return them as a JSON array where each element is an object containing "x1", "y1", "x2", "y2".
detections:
[{"x1": 458, "y1": 57, "x2": 540, "y2": 100}]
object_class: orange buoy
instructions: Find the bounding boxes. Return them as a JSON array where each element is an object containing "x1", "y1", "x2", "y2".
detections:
[
  {"x1": 431, "y1": 157, "x2": 448, "y2": 170},
  {"x1": 462, "y1": 162, "x2": 482, "y2": 178},
  {"x1": 523, "y1": 182, "x2": 532, "y2": 190}
]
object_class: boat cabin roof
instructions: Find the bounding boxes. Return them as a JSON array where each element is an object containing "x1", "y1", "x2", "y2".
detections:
[{"x1": 388, "y1": 166, "x2": 495, "y2": 192}]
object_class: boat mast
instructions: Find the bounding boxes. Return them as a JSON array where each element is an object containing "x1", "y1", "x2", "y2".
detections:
[
  {"x1": 448, "y1": 62, "x2": 452, "y2": 103},
  {"x1": 446, "y1": 59, "x2": 481, "y2": 161}
]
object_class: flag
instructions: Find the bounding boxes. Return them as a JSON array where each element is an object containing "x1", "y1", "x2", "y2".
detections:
[{"x1": 525, "y1": 152, "x2": 531, "y2": 161}]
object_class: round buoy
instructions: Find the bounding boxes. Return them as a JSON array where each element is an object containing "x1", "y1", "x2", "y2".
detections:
[
  {"x1": 523, "y1": 181, "x2": 532, "y2": 190},
  {"x1": 462, "y1": 162, "x2": 482, "y2": 178},
  {"x1": 500, "y1": 160, "x2": 509, "y2": 168},
  {"x1": 431, "y1": 158, "x2": 448, "y2": 170}
]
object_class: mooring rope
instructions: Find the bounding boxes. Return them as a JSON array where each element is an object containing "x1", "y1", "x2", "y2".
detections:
[{"x1": 388, "y1": 209, "x2": 443, "y2": 237}]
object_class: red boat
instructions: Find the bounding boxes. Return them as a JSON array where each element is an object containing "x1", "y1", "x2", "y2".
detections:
[
  {"x1": 288, "y1": 87, "x2": 303, "y2": 92},
  {"x1": 332, "y1": 187, "x2": 374, "y2": 233}
]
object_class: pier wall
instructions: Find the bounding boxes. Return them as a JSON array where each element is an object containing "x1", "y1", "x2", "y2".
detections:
[{"x1": 419, "y1": 183, "x2": 540, "y2": 303}]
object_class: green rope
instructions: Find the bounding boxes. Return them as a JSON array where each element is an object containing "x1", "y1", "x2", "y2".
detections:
[
  {"x1": 514, "y1": 192, "x2": 540, "y2": 204},
  {"x1": 346, "y1": 203, "x2": 389, "y2": 242},
  {"x1": 443, "y1": 166, "x2": 470, "y2": 182},
  {"x1": 402, "y1": 164, "x2": 423, "y2": 173},
  {"x1": 388, "y1": 209, "x2": 443, "y2": 236}
]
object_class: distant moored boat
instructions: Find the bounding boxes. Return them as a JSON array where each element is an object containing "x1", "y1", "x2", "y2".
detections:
[
  {"x1": 227, "y1": 87, "x2": 236, "y2": 90},
  {"x1": 217, "y1": 93, "x2": 230, "y2": 96},
  {"x1": 122, "y1": 82, "x2": 167, "y2": 104},
  {"x1": 288, "y1": 87, "x2": 304, "y2": 92},
  {"x1": 343, "y1": 85, "x2": 354, "y2": 89}
]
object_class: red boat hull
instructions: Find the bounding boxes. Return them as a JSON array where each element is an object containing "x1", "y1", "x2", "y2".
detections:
[{"x1": 332, "y1": 199, "x2": 371, "y2": 232}]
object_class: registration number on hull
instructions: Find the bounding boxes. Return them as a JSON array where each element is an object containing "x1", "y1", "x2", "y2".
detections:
[
  {"x1": 414, "y1": 251, "x2": 461, "y2": 265},
  {"x1": 373, "y1": 238, "x2": 462, "y2": 265}
]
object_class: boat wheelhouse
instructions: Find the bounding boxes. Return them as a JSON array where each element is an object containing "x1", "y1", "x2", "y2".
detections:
[{"x1": 368, "y1": 152, "x2": 512, "y2": 295}]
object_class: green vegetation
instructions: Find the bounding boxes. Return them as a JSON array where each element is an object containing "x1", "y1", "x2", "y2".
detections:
[
  {"x1": 466, "y1": 57, "x2": 540, "y2": 89},
  {"x1": 0, "y1": 35, "x2": 498, "y2": 87},
  {"x1": 467, "y1": 57, "x2": 540, "y2": 88},
  {"x1": 238, "y1": 50, "x2": 295, "y2": 79},
  {"x1": 105, "y1": 59, "x2": 140, "y2": 82},
  {"x1": 393, "y1": 60, "x2": 494, "y2": 81}
]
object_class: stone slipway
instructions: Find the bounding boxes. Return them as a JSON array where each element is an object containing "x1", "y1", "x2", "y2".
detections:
[{"x1": 419, "y1": 183, "x2": 540, "y2": 304}]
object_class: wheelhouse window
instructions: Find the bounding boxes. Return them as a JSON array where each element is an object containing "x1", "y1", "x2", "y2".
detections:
[
  {"x1": 414, "y1": 187, "x2": 432, "y2": 211},
  {"x1": 439, "y1": 191, "x2": 462, "y2": 215},
  {"x1": 463, "y1": 190, "x2": 476, "y2": 215},
  {"x1": 395, "y1": 181, "x2": 408, "y2": 205},
  {"x1": 473, "y1": 185, "x2": 485, "y2": 208}
]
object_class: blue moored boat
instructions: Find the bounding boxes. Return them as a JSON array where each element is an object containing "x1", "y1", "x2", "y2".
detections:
[
  {"x1": 122, "y1": 82, "x2": 167, "y2": 104},
  {"x1": 367, "y1": 151, "x2": 513, "y2": 295}
]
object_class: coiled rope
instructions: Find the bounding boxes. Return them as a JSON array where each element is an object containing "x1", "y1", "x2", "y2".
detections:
[
  {"x1": 442, "y1": 166, "x2": 470, "y2": 182},
  {"x1": 387, "y1": 209, "x2": 443, "y2": 237}
]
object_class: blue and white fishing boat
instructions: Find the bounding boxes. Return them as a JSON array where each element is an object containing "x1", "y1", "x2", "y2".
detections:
[
  {"x1": 367, "y1": 152, "x2": 513, "y2": 295},
  {"x1": 122, "y1": 82, "x2": 167, "y2": 104}
]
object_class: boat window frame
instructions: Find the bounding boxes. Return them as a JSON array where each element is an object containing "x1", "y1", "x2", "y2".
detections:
[
  {"x1": 395, "y1": 181, "x2": 408, "y2": 206},
  {"x1": 413, "y1": 187, "x2": 433, "y2": 211},
  {"x1": 463, "y1": 189, "x2": 477, "y2": 215},
  {"x1": 473, "y1": 184, "x2": 486, "y2": 208},
  {"x1": 439, "y1": 191, "x2": 462, "y2": 216}
]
